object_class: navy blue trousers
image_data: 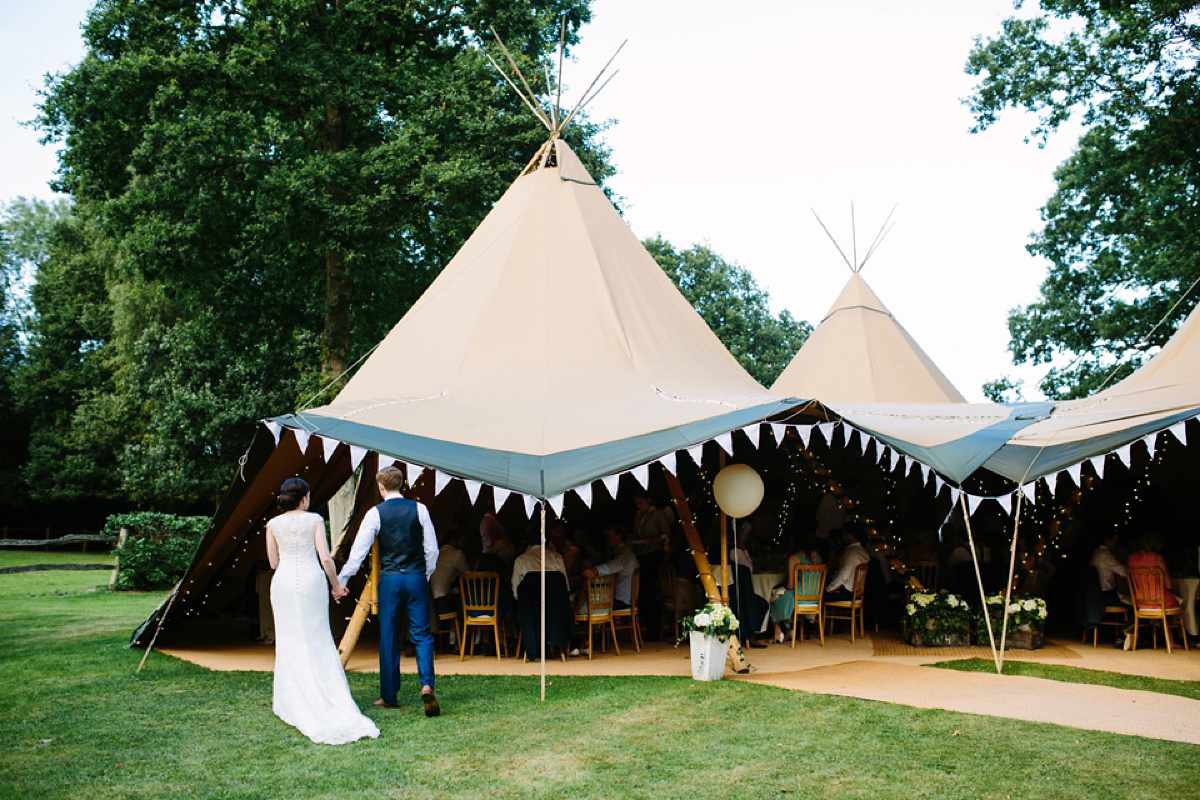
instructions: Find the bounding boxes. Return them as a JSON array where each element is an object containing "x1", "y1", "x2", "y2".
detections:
[{"x1": 377, "y1": 572, "x2": 435, "y2": 705}]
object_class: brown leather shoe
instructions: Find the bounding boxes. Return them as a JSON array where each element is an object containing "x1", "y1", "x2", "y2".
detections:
[{"x1": 421, "y1": 690, "x2": 440, "y2": 718}]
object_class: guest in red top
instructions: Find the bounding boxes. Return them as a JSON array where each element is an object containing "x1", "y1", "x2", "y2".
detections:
[{"x1": 1127, "y1": 532, "x2": 1180, "y2": 610}]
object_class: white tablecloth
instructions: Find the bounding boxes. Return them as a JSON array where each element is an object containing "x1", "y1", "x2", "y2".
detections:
[
  {"x1": 1174, "y1": 577, "x2": 1199, "y2": 637},
  {"x1": 711, "y1": 570, "x2": 785, "y2": 602}
]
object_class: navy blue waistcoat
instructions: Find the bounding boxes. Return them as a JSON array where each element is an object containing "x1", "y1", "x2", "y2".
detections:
[{"x1": 377, "y1": 497, "x2": 426, "y2": 575}]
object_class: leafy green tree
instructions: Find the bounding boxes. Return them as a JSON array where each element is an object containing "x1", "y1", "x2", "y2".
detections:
[
  {"x1": 8, "y1": 199, "x2": 130, "y2": 503},
  {"x1": 643, "y1": 236, "x2": 811, "y2": 387},
  {"x1": 967, "y1": 1, "x2": 1200, "y2": 398},
  {"x1": 34, "y1": 0, "x2": 613, "y2": 506}
]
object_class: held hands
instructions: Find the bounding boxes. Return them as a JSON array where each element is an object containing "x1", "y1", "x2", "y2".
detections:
[{"x1": 331, "y1": 583, "x2": 349, "y2": 602}]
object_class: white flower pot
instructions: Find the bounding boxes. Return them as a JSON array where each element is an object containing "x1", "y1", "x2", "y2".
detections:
[{"x1": 689, "y1": 631, "x2": 727, "y2": 681}]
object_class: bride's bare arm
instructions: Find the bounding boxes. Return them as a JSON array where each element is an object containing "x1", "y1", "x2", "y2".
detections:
[
  {"x1": 266, "y1": 522, "x2": 280, "y2": 570},
  {"x1": 312, "y1": 516, "x2": 344, "y2": 593}
]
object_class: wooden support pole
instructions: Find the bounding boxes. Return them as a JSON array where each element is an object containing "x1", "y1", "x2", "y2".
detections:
[
  {"x1": 338, "y1": 541, "x2": 379, "y2": 666},
  {"x1": 663, "y1": 470, "x2": 751, "y2": 674}
]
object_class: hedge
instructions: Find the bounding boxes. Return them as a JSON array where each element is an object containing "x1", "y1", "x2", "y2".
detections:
[{"x1": 106, "y1": 511, "x2": 208, "y2": 591}]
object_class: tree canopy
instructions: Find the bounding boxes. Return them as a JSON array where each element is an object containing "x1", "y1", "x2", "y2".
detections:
[
  {"x1": 967, "y1": 0, "x2": 1200, "y2": 399},
  {"x1": 30, "y1": 0, "x2": 612, "y2": 508},
  {"x1": 643, "y1": 236, "x2": 811, "y2": 388}
]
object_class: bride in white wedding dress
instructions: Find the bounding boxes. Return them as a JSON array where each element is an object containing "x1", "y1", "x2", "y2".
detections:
[{"x1": 266, "y1": 478, "x2": 379, "y2": 745}]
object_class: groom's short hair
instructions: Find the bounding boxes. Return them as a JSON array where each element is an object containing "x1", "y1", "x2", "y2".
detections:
[{"x1": 377, "y1": 466, "x2": 405, "y2": 493}]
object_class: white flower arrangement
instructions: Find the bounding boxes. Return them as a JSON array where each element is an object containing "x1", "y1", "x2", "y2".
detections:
[
  {"x1": 680, "y1": 602, "x2": 740, "y2": 642},
  {"x1": 982, "y1": 594, "x2": 1048, "y2": 632},
  {"x1": 904, "y1": 590, "x2": 973, "y2": 644}
]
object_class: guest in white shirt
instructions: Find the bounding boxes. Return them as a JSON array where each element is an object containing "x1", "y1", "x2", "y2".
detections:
[
  {"x1": 826, "y1": 526, "x2": 869, "y2": 600},
  {"x1": 581, "y1": 528, "x2": 639, "y2": 609},
  {"x1": 512, "y1": 542, "x2": 568, "y2": 596},
  {"x1": 1089, "y1": 532, "x2": 1126, "y2": 605}
]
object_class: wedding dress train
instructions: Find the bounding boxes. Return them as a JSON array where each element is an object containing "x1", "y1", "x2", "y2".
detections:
[{"x1": 269, "y1": 512, "x2": 379, "y2": 744}]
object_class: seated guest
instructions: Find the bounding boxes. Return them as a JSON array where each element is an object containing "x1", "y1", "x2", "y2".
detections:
[
  {"x1": 476, "y1": 507, "x2": 513, "y2": 621},
  {"x1": 581, "y1": 527, "x2": 639, "y2": 610},
  {"x1": 1089, "y1": 531, "x2": 1126, "y2": 607},
  {"x1": 770, "y1": 538, "x2": 823, "y2": 635},
  {"x1": 728, "y1": 536, "x2": 770, "y2": 647},
  {"x1": 1128, "y1": 532, "x2": 1181, "y2": 610},
  {"x1": 549, "y1": 523, "x2": 582, "y2": 585},
  {"x1": 429, "y1": 529, "x2": 469, "y2": 629},
  {"x1": 826, "y1": 524, "x2": 869, "y2": 600},
  {"x1": 512, "y1": 540, "x2": 568, "y2": 597},
  {"x1": 512, "y1": 541, "x2": 574, "y2": 659}
]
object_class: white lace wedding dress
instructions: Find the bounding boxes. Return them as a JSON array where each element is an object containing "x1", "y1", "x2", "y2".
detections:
[{"x1": 269, "y1": 511, "x2": 379, "y2": 744}]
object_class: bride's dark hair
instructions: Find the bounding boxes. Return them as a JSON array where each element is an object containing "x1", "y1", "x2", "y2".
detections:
[{"x1": 278, "y1": 477, "x2": 310, "y2": 512}]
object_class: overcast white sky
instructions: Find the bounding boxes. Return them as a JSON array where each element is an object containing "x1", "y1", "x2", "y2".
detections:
[{"x1": 2, "y1": 0, "x2": 1078, "y2": 401}]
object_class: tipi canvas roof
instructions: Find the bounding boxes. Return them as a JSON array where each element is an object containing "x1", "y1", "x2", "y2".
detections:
[
  {"x1": 276, "y1": 137, "x2": 793, "y2": 498},
  {"x1": 771, "y1": 272, "x2": 967, "y2": 404}
]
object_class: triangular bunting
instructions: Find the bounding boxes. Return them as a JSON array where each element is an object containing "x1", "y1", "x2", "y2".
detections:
[
  {"x1": 714, "y1": 431, "x2": 733, "y2": 455},
  {"x1": 574, "y1": 482, "x2": 593, "y2": 508},
  {"x1": 1168, "y1": 421, "x2": 1188, "y2": 446},
  {"x1": 348, "y1": 445, "x2": 367, "y2": 471},
  {"x1": 859, "y1": 431, "x2": 872, "y2": 456},
  {"x1": 659, "y1": 452, "x2": 677, "y2": 476},
  {"x1": 321, "y1": 436, "x2": 339, "y2": 462},
  {"x1": 493, "y1": 486, "x2": 511, "y2": 512},
  {"x1": 795, "y1": 426, "x2": 811, "y2": 449},
  {"x1": 548, "y1": 494, "x2": 565, "y2": 516},
  {"x1": 522, "y1": 493, "x2": 538, "y2": 518},
  {"x1": 1021, "y1": 482, "x2": 1037, "y2": 505},
  {"x1": 934, "y1": 475, "x2": 945, "y2": 495},
  {"x1": 770, "y1": 424, "x2": 787, "y2": 447},
  {"x1": 948, "y1": 486, "x2": 960, "y2": 506},
  {"x1": 377, "y1": 454, "x2": 396, "y2": 470},
  {"x1": 999, "y1": 494, "x2": 1013, "y2": 516},
  {"x1": 630, "y1": 463, "x2": 649, "y2": 489},
  {"x1": 817, "y1": 422, "x2": 835, "y2": 446},
  {"x1": 686, "y1": 444, "x2": 704, "y2": 466},
  {"x1": 1067, "y1": 462, "x2": 1082, "y2": 486},
  {"x1": 741, "y1": 424, "x2": 760, "y2": 449},
  {"x1": 1115, "y1": 443, "x2": 1132, "y2": 467},
  {"x1": 265, "y1": 420, "x2": 281, "y2": 444},
  {"x1": 434, "y1": 471, "x2": 452, "y2": 496},
  {"x1": 920, "y1": 463, "x2": 931, "y2": 485},
  {"x1": 966, "y1": 494, "x2": 983, "y2": 515},
  {"x1": 1089, "y1": 454, "x2": 1106, "y2": 479},
  {"x1": 406, "y1": 465, "x2": 424, "y2": 488},
  {"x1": 602, "y1": 473, "x2": 620, "y2": 500},
  {"x1": 879, "y1": 447, "x2": 891, "y2": 469},
  {"x1": 1143, "y1": 433, "x2": 1157, "y2": 459},
  {"x1": 464, "y1": 479, "x2": 483, "y2": 505},
  {"x1": 293, "y1": 428, "x2": 311, "y2": 455}
]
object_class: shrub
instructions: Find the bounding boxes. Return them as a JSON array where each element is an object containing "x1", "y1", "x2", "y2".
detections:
[{"x1": 107, "y1": 511, "x2": 208, "y2": 591}]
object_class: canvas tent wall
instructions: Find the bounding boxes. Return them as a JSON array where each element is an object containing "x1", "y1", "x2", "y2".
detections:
[
  {"x1": 134, "y1": 136, "x2": 808, "y2": 643},
  {"x1": 771, "y1": 272, "x2": 967, "y2": 404},
  {"x1": 828, "y1": 299, "x2": 1200, "y2": 496}
]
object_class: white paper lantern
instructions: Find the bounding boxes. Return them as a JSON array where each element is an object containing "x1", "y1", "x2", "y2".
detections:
[{"x1": 712, "y1": 464, "x2": 764, "y2": 519}]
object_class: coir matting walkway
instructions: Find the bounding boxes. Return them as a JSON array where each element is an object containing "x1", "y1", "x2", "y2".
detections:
[{"x1": 737, "y1": 660, "x2": 1200, "y2": 745}]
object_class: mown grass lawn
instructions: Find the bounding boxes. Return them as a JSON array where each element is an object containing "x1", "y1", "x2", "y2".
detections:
[{"x1": 2, "y1": 559, "x2": 1198, "y2": 800}]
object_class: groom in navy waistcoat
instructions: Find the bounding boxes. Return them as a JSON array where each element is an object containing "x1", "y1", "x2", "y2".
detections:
[{"x1": 337, "y1": 465, "x2": 441, "y2": 716}]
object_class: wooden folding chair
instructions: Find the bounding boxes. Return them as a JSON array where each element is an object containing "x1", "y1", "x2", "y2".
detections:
[
  {"x1": 574, "y1": 574, "x2": 619, "y2": 659},
  {"x1": 791, "y1": 564, "x2": 826, "y2": 648},
  {"x1": 459, "y1": 571, "x2": 507, "y2": 661},
  {"x1": 825, "y1": 563, "x2": 868, "y2": 642},
  {"x1": 1128, "y1": 567, "x2": 1188, "y2": 653},
  {"x1": 612, "y1": 568, "x2": 642, "y2": 651}
]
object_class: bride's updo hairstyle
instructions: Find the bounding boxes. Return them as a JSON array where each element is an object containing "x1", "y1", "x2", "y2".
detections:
[{"x1": 278, "y1": 477, "x2": 311, "y2": 512}]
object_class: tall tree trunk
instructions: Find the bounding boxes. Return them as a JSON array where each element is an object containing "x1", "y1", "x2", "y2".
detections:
[{"x1": 321, "y1": 94, "x2": 351, "y2": 387}]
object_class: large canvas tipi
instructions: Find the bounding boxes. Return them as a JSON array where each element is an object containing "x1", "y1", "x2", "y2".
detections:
[{"x1": 136, "y1": 131, "x2": 802, "y2": 642}]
